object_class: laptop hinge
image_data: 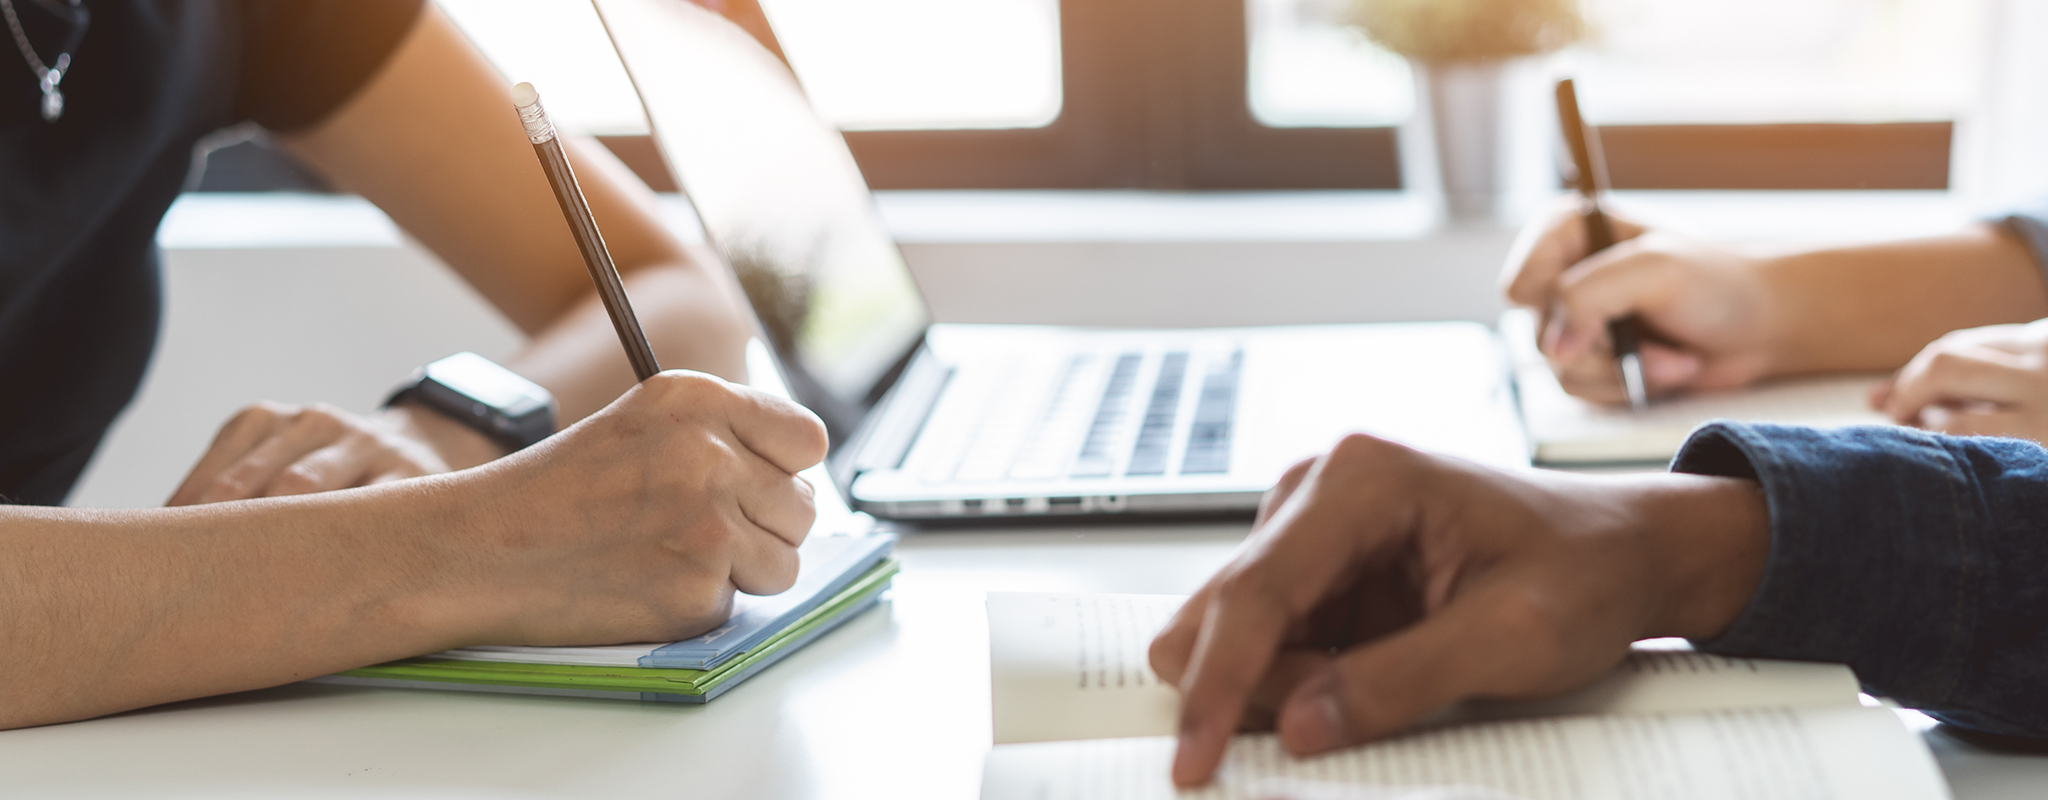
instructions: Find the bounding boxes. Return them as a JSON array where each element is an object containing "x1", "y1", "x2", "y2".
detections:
[{"x1": 830, "y1": 347, "x2": 953, "y2": 496}]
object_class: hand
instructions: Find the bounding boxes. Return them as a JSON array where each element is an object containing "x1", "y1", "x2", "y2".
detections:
[
  {"x1": 1871, "y1": 319, "x2": 2048, "y2": 442},
  {"x1": 168, "y1": 401, "x2": 506, "y2": 506},
  {"x1": 1148, "y1": 434, "x2": 1770, "y2": 787},
  {"x1": 1501, "y1": 201, "x2": 1781, "y2": 404},
  {"x1": 439, "y1": 370, "x2": 828, "y2": 645}
]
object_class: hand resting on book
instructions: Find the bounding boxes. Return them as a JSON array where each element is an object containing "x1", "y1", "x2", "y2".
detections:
[{"x1": 1147, "y1": 433, "x2": 1771, "y2": 787}]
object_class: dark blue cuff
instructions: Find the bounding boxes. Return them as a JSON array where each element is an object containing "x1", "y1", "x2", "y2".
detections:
[
  {"x1": 1670, "y1": 421, "x2": 2048, "y2": 738},
  {"x1": 1994, "y1": 199, "x2": 2048, "y2": 283}
]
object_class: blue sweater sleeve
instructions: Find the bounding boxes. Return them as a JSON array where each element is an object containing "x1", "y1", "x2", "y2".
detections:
[
  {"x1": 1996, "y1": 199, "x2": 2048, "y2": 281},
  {"x1": 1671, "y1": 422, "x2": 2048, "y2": 738}
]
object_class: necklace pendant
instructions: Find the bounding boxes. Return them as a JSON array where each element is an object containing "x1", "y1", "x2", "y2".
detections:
[{"x1": 40, "y1": 85, "x2": 61, "y2": 121}]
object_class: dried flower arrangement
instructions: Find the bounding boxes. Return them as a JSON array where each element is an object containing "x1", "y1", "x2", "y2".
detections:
[{"x1": 1349, "y1": 0, "x2": 1586, "y2": 63}]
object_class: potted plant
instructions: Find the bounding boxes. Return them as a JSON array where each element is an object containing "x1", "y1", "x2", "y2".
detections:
[{"x1": 1349, "y1": 0, "x2": 1586, "y2": 222}]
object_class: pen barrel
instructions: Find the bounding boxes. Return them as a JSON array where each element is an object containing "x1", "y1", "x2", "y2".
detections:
[
  {"x1": 1582, "y1": 203, "x2": 1617, "y2": 254},
  {"x1": 530, "y1": 137, "x2": 664, "y2": 382}
]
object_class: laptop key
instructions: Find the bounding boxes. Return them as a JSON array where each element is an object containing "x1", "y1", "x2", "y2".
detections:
[
  {"x1": 1124, "y1": 352, "x2": 1190, "y2": 476},
  {"x1": 1069, "y1": 353, "x2": 1144, "y2": 478},
  {"x1": 1179, "y1": 350, "x2": 1241, "y2": 475}
]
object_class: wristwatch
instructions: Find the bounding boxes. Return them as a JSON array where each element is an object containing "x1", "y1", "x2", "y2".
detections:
[{"x1": 384, "y1": 352, "x2": 557, "y2": 452}]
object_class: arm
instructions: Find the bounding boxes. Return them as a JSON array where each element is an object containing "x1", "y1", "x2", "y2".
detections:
[
  {"x1": 170, "y1": 6, "x2": 755, "y2": 503},
  {"x1": 1152, "y1": 420, "x2": 2048, "y2": 786},
  {"x1": 1501, "y1": 201, "x2": 2048, "y2": 403},
  {"x1": 1, "y1": 373, "x2": 826, "y2": 730},
  {"x1": 1674, "y1": 422, "x2": 2048, "y2": 737}
]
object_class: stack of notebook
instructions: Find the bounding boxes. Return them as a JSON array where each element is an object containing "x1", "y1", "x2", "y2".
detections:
[{"x1": 318, "y1": 532, "x2": 896, "y2": 703}]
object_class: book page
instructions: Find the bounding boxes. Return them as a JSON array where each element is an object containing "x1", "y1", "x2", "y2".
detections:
[
  {"x1": 989, "y1": 592, "x2": 1185, "y2": 745},
  {"x1": 981, "y1": 706, "x2": 1948, "y2": 800},
  {"x1": 989, "y1": 592, "x2": 1859, "y2": 746},
  {"x1": 1500, "y1": 310, "x2": 1891, "y2": 464},
  {"x1": 1441, "y1": 650, "x2": 1859, "y2": 724}
]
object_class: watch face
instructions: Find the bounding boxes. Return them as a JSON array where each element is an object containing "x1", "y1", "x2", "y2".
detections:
[{"x1": 425, "y1": 352, "x2": 553, "y2": 417}]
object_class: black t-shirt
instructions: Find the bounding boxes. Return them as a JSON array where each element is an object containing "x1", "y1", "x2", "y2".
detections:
[{"x1": 0, "y1": 0, "x2": 422, "y2": 504}]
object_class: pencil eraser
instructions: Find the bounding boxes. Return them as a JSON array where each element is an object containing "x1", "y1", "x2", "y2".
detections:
[{"x1": 511, "y1": 82, "x2": 540, "y2": 109}]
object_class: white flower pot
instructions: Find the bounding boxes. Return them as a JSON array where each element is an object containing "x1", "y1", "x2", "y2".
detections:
[{"x1": 1402, "y1": 58, "x2": 1550, "y2": 225}]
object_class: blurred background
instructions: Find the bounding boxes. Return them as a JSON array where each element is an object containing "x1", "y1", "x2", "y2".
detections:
[{"x1": 78, "y1": 0, "x2": 2048, "y2": 507}]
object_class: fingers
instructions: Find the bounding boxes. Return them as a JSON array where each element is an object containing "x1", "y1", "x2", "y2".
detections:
[
  {"x1": 263, "y1": 441, "x2": 382, "y2": 497},
  {"x1": 1169, "y1": 436, "x2": 1421, "y2": 787},
  {"x1": 732, "y1": 449, "x2": 818, "y2": 546},
  {"x1": 1546, "y1": 243, "x2": 1678, "y2": 367},
  {"x1": 642, "y1": 372, "x2": 829, "y2": 475},
  {"x1": 1500, "y1": 199, "x2": 1647, "y2": 310},
  {"x1": 1881, "y1": 345, "x2": 2033, "y2": 424},
  {"x1": 167, "y1": 402, "x2": 292, "y2": 505},
  {"x1": 187, "y1": 405, "x2": 354, "y2": 504},
  {"x1": 1271, "y1": 593, "x2": 1527, "y2": 757},
  {"x1": 1149, "y1": 584, "x2": 1215, "y2": 687},
  {"x1": 725, "y1": 515, "x2": 803, "y2": 596},
  {"x1": 170, "y1": 402, "x2": 452, "y2": 506},
  {"x1": 1256, "y1": 458, "x2": 1316, "y2": 529}
]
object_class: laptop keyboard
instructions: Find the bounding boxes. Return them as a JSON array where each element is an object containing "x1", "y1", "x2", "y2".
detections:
[
  {"x1": 912, "y1": 347, "x2": 1242, "y2": 485},
  {"x1": 1178, "y1": 351, "x2": 1242, "y2": 475}
]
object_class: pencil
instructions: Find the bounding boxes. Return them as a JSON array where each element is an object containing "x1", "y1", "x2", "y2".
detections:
[
  {"x1": 512, "y1": 82, "x2": 663, "y2": 382},
  {"x1": 1555, "y1": 78, "x2": 1648, "y2": 412}
]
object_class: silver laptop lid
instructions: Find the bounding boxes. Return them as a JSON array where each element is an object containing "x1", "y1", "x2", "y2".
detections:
[{"x1": 593, "y1": 0, "x2": 931, "y2": 443}]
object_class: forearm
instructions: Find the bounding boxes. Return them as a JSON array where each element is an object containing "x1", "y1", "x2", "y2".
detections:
[
  {"x1": 1760, "y1": 223, "x2": 2048, "y2": 375},
  {"x1": 1672, "y1": 422, "x2": 2048, "y2": 737},
  {"x1": 508, "y1": 256, "x2": 752, "y2": 425},
  {"x1": 0, "y1": 482, "x2": 479, "y2": 729}
]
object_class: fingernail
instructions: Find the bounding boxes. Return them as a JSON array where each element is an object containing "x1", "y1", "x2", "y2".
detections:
[
  {"x1": 1171, "y1": 720, "x2": 1220, "y2": 787},
  {"x1": 1280, "y1": 678, "x2": 1347, "y2": 755}
]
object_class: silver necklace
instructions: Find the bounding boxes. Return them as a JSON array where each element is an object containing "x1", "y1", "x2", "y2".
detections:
[{"x1": 1, "y1": 0, "x2": 84, "y2": 122}]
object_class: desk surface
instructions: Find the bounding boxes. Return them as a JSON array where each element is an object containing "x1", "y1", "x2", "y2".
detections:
[{"x1": 5, "y1": 521, "x2": 2046, "y2": 799}]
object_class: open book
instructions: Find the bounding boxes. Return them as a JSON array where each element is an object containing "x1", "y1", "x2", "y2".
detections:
[
  {"x1": 983, "y1": 592, "x2": 1950, "y2": 800},
  {"x1": 1500, "y1": 309, "x2": 1892, "y2": 465}
]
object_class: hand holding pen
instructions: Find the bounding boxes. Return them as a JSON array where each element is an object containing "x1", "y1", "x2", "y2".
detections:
[
  {"x1": 1553, "y1": 78, "x2": 1649, "y2": 412},
  {"x1": 1503, "y1": 88, "x2": 1781, "y2": 406}
]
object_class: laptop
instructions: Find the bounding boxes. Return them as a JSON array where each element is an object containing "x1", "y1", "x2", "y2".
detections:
[{"x1": 591, "y1": 0, "x2": 1531, "y2": 520}]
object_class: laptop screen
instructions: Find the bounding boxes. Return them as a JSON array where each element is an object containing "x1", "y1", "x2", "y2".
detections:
[{"x1": 594, "y1": 0, "x2": 931, "y2": 439}]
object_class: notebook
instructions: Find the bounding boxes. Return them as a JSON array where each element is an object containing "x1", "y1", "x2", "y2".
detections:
[
  {"x1": 981, "y1": 592, "x2": 1950, "y2": 800},
  {"x1": 437, "y1": 532, "x2": 893, "y2": 669},
  {"x1": 1501, "y1": 310, "x2": 1893, "y2": 465},
  {"x1": 319, "y1": 557, "x2": 895, "y2": 703}
]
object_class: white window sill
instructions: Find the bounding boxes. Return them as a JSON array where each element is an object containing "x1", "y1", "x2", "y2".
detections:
[{"x1": 157, "y1": 189, "x2": 1979, "y2": 251}]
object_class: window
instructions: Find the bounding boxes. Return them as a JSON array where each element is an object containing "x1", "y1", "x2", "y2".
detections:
[
  {"x1": 210, "y1": 0, "x2": 1985, "y2": 193},
  {"x1": 760, "y1": 0, "x2": 1062, "y2": 130}
]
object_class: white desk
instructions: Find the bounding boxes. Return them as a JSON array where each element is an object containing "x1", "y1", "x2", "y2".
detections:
[{"x1": 6, "y1": 521, "x2": 2047, "y2": 799}]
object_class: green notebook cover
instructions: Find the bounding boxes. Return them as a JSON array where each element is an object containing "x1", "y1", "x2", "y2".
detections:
[{"x1": 332, "y1": 559, "x2": 898, "y2": 699}]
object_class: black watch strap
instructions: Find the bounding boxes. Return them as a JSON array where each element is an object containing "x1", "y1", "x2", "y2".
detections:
[{"x1": 385, "y1": 352, "x2": 557, "y2": 452}]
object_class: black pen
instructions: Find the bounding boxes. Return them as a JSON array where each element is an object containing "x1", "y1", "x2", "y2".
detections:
[
  {"x1": 1555, "y1": 78, "x2": 1647, "y2": 412},
  {"x1": 513, "y1": 82, "x2": 663, "y2": 382}
]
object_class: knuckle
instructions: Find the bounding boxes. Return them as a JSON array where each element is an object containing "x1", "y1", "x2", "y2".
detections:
[
  {"x1": 292, "y1": 405, "x2": 348, "y2": 436},
  {"x1": 1213, "y1": 566, "x2": 1274, "y2": 607},
  {"x1": 761, "y1": 544, "x2": 801, "y2": 594},
  {"x1": 1486, "y1": 591, "x2": 1569, "y2": 672},
  {"x1": 269, "y1": 464, "x2": 323, "y2": 495}
]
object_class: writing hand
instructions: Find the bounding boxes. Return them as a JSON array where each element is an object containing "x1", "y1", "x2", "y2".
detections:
[
  {"x1": 1872, "y1": 319, "x2": 2048, "y2": 442},
  {"x1": 446, "y1": 370, "x2": 828, "y2": 644},
  {"x1": 1148, "y1": 434, "x2": 1769, "y2": 787},
  {"x1": 1501, "y1": 201, "x2": 1780, "y2": 404},
  {"x1": 168, "y1": 401, "x2": 506, "y2": 506}
]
